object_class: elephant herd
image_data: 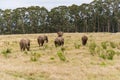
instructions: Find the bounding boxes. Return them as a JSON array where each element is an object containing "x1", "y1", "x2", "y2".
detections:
[{"x1": 19, "y1": 31, "x2": 88, "y2": 51}]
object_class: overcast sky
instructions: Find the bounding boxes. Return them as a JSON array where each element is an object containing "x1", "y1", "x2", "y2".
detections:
[{"x1": 0, "y1": 0, "x2": 93, "y2": 11}]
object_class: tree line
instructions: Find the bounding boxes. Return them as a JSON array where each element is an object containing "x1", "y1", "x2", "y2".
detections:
[{"x1": 0, "y1": 0, "x2": 120, "y2": 34}]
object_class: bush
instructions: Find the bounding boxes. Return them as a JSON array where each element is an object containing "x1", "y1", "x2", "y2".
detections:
[
  {"x1": 110, "y1": 42, "x2": 116, "y2": 48},
  {"x1": 1, "y1": 48, "x2": 11, "y2": 57},
  {"x1": 106, "y1": 49, "x2": 115, "y2": 60},
  {"x1": 101, "y1": 41, "x2": 108, "y2": 49},
  {"x1": 43, "y1": 44, "x2": 48, "y2": 49},
  {"x1": 95, "y1": 46, "x2": 103, "y2": 55},
  {"x1": 99, "y1": 53, "x2": 106, "y2": 60},
  {"x1": 24, "y1": 51, "x2": 28, "y2": 55},
  {"x1": 30, "y1": 52, "x2": 41, "y2": 62},
  {"x1": 89, "y1": 42, "x2": 97, "y2": 55},
  {"x1": 74, "y1": 42, "x2": 81, "y2": 49},
  {"x1": 99, "y1": 49, "x2": 115, "y2": 60},
  {"x1": 57, "y1": 50, "x2": 66, "y2": 61},
  {"x1": 61, "y1": 47, "x2": 65, "y2": 52},
  {"x1": 50, "y1": 57, "x2": 55, "y2": 60},
  {"x1": 100, "y1": 62, "x2": 106, "y2": 66}
]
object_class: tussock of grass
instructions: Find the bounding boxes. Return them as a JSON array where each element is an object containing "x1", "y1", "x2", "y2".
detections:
[
  {"x1": 30, "y1": 52, "x2": 41, "y2": 62},
  {"x1": 101, "y1": 41, "x2": 108, "y2": 49},
  {"x1": 99, "y1": 49, "x2": 116, "y2": 60},
  {"x1": 106, "y1": 49, "x2": 116, "y2": 60},
  {"x1": 88, "y1": 41, "x2": 97, "y2": 55},
  {"x1": 1, "y1": 48, "x2": 11, "y2": 57},
  {"x1": 57, "y1": 50, "x2": 66, "y2": 61},
  {"x1": 74, "y1": 42, "x2": 81, "y2": 49},
  {"x1": 110, "y1": 42, "x2": 116, "y2": 48}
]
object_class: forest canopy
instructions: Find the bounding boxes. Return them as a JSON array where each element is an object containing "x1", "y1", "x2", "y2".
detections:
[{"x1": 0, "y1": 0, "x2": 120, "y2": 34}]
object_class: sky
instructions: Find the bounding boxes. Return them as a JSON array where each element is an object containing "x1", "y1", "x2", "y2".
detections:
[{"x1": 0, "y1": 0, "x2": 93, "y2": 11}]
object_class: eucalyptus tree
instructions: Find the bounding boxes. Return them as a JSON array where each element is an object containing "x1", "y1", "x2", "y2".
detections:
[
  {"x1": 68, "y1": 4, "x2": 80, "y2": 32},
  {"x1": 49, "y1": 6, "x2": 70, "y2": 32},
  {"x1": 12, "y1": 8, "x2": 26, "y2": 33},
  {"x1": 49, "y1": 7, "x2": 61, "y2": 32},
  {"x1": 26, "y1": 6, "x2": 38, "y2": 33},
  {"x1": 12, "y1": 9, "x2": 21, "y2": 33},
  {"x1": 0, "y1": 9, "x2": 4, "y2": 34},
  {"x1": 79, "y1": 3, "x2": 91, "y2": 32},
  {"x1": 3, "y1": 9, "x2": 12, "y2": 34},
  {"x1": 26, "y1": 6, "x2": 48, "y2": 33},
  {"x1": 38, "y1": 7, "x2": 49, "y2": 33},
  {"x1": 88, "y1": 0, "x2": 108, "y2": 32},
  {"x1": 92, "y1": 0, "x2": 108, "y2": 32},
  {"x1": 103, "y1": 0, "x2": 113, "y2": 32},
  {"x1": 99, "y1": 0, "x2": 120, "y2": 32},
  {"x1": 111, "y1": 0, "x2": 120, "y2": 32}
]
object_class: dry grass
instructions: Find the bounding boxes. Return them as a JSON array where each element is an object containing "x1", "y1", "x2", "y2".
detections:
[{"x1": 0, "y1": 33, "x2": 120, "y2": 80}]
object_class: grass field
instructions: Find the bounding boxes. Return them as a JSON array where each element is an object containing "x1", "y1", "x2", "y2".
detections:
[{"x1": 0, "y1": 33, "x2": 120, "y2": 80}]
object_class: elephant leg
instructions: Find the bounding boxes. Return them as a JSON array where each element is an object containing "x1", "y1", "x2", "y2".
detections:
[
  {"x1": 23, "y1": 47, "x2": 25, "y2": 51},
  {"x1": 20, "y1": 46, "x2": 23, "y2": 51},
  {"x1": 54, "y1": 41, "x2": 58, "y2": 47},
  {"x1": 41, "y1": 41, "x2": 44, "y2": 46},
  {"x1": 38, "y1": 40, "x2": 40, "y2": 47},
  {"x1": 27, "y1": 47, "x2": 30, "y2": 51},
  {"x1": 62, "y1": 41, "x2": 64, "y2": 46},
  {"x1": 41, "y1": 42, "x2": 44, "y2": 46}
]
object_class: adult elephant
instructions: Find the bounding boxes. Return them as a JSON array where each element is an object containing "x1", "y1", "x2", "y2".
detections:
[
  {"x1": 37, "y1": 35, "x2": 48, "y2": 46},
  {"x1": 19, "y1": 38, "x2": 30, "y2": 51},
  {"x1": 81, "y1": 35, "x2": 88, "y2": 46},
  {"x1": 54, "y1": 37, "x2": 64, "y2": 47}
]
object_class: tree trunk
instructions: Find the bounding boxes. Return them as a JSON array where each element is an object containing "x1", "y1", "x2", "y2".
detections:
[{"x1": 107, "y1": 19, "x2": 110, "y2": 32}]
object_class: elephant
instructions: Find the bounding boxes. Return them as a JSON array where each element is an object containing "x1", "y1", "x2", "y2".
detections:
[
  {"x1": 57, "y1": 31, "x2": 63, "y2": 37},
  {"x1": 19, "y1": 38, "x2": 30, "y2": 51},
  {"x1": 54, "y1": 37, "x2": 64, "y2": 47},
  {"x1": 37, "y1": 35, "x2": 48, "y2": 46},
  {"x1": 81, "y1": 35, "x2": 88, "y2": 46}
]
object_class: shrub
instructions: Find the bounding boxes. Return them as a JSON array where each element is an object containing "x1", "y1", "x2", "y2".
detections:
[
  {"x1": 50, "y1": 57, "x2": 55, "y2": 60},
  {"x1": 110, "y1": 42, "x2": 116, "y2": 48},
  {"x1": 57, "y1": 50, "x2": 66, "y2": 61},
  {"x1": 30, "y1": 52, "x2": 41, "y2": 62},
  {"x1": 106, "y1": 49, "x2": 115, "y2": 60},
  {"x1": 24, "y1": 51, "x2": 28, "y2": 55},
  {"x1": 99, "y1": 53, "x2": 106, "y2": 60},
  {"x1": 101, "y1": 41, "x2": 108, "y2": 49},
  {"x1": 96, "y1": 46, "x2": 103, "y2": 55},
  {"x1": 42, "y1": 44, "x2": 48, "y2": 50},
  {"x1": 6, "y1": 48, "x2": 11, "y2": 53},
  {"x1": 89, "y1": 42, "x2": 97, "y2": 55},
  {"x1": 44, "y1": 44, "x2": 48, "y2": 49},
  {"x1": 74, "y1": 42, "x2": 81, "y2": 49},
  {"x1": 61, "y1": 47, "x2": 65, "y2": 52},
  {"x1": 1, "y1": 48, "x2": 11, "y2": 57},
  {"x1": 99, "y1": 49, "x2": 116, "y2": 60},
  {"x1": 31, "y1": 56, "x2": 37, "y2": 61},
  {"x1": 100, "y1": 62, "x2": 106, "y2": 66}
]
